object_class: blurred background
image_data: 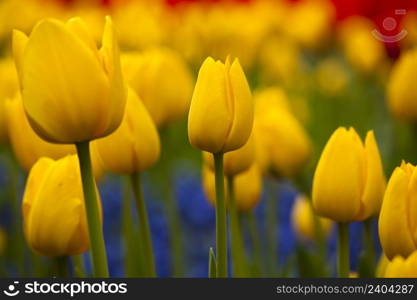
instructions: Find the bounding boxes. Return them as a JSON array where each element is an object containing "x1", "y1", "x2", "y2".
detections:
[{"x1": 1, "y1": 0, "x2": 417, "y2": 277}]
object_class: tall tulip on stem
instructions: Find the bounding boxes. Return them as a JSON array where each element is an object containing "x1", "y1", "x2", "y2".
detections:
[
  {"x1": 189, "y1": 56, "x2": 253, "y2": 277},
  {"x1": 13, "y1": 17, "x2": 128, "y2": 277}
]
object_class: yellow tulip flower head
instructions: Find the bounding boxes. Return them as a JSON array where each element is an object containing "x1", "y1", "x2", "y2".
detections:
[
  {"x1": 387, "y1": 48, "x2": 417, "y2": 121},
  {"x1": 379, "y1": 162, "x2": 417, "y2": 259},
  {"x1": 5, "y1": 94, "x2": 74, "y2": 172},
  {"x1": 203, "y1": 133, "x2": 255, "y2": 177},
  {"x1": 291, "y1": 195, "x2": 333, "y2": 242},
  {"x1": 202, "y1": 163, "x2": 262, "y2": 212},
  {"x1": 312, "y1": 127, "x2": 386, "y2": 222},
  {"x1": 339, "y1": 17, "x2": 386, "y2": 74},
  {"x1": 12, "y1": 16, "x2": 127, "y2": 144},
  {"x1": 5, "y1": 94, "x2": 105, "y2": 179},
  {"x1": 384, "y1": 251, "x2": 417, "y2": 278},
  {"x1": 95, "y1": 88, "x2": 160, "y2": 175},
  {"x1": 122, "y1": 48, "x2": 193, "y2": 128},
  {"x1": 0, "y1": 57, "x2": 19, "y2": 143},
  {"x1": 253, "y1": 88, "x2": 311, "y2": 177},
  {"x1": 188, "y1": 56, "x2": 253, "y2": 154},
  {"x1": 375, "y1": 254, "x2": 389, "y2": 278},
  {"x1": 23, "y1": 155, "x2": 100, "y2": 257}
]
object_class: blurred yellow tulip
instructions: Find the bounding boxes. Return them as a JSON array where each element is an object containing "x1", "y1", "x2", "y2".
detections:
[
  {"x1": 253, "y1": 88, "x2": 311, "y2": 177},
  {"x1": 188, "y1": 56, "x2": 253, "y2": 154},
  {"x1": 339, "y1": 17, "x2": 386, "y2": 73},
  {"x1": 12, "y1": 16, "x2": 126, "y2": 144},
  {"x1": 5, "y1": 94, "x2": 104, "y2": 178},
  {"x1": 312, "y1": 127, "x2": 386, "y2": 222},
  {"x1": 23, "y1": 155, "x2": 101, "y2": 257},
  {"x1": 375, "y1": 254, "x2": 389, "y2": 278},
  {"x1": 0, "y1": 57, "x2": 19, "y2": 143},
  {"x1": 95, "y1": 88, "x2": 160, "y2": 175},
  {"x1": 387, "y1": 48, "x2": 417, "y2": 121},
  {"x1": 379, "y1": 161, "x2": 417, "y2": 259},
  {"x1": 122, "y1": 48, "x2": 193, "y2": 128},
  {"x1": 284, "y1": 0, "x2": 334, "y2": 50},
  {"x1": 315, "y1": 57, "x2": 348, "y2": 97},
  {"x1": 291, "y1": 195, "x2": 333, "y2": 242},
  {"x1": 203, "y1": 133, "x2": 255, "y2": 177},
  {"x1": 5, "y1": 94, "x2": 73, "y2": 172},
  {"x1": 384, "y1": 251, "x2": 417, "y2": 278},
  {"x1": 202, "y1": 163, "x2": 262, "y2": 212}
]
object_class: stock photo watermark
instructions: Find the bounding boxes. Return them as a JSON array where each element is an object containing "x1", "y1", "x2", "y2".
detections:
[{"x1": 371, "y1": 9, "x2": 408, "y2": 43}]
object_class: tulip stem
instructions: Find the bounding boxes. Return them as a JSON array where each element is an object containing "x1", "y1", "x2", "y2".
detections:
[
  {"x1": 130, "y1": 172, "x2": 156, "y2": 277},
  {"x1": 227, "y1": 176, "x2": 248, "y2": 277},
  {"x1": 72, "y1": 255, "x2": 86, "y2": 278},
  {"x1": 337, "y1": 222, "x2": 350, "y2": 277},
  {"x1": 266, "y1": 179, "x2": 279, "y2": 276},
  {"x1": 213, "y1": 153, "x2": 228, "y2": 277},
  {"x1": 246, "y1": 212, "x2": 263, "y2": 277},
  {"x1": 76, "y1": 141, "x2": 109, "y2": 278},
  {"x1": 55, "y1": 257, "x2": 68, "y2": 278}
]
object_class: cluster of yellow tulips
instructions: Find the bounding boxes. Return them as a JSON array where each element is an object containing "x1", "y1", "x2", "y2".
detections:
[{"x1": 0, "y1": 0, "x2": 417, "y2": 279}]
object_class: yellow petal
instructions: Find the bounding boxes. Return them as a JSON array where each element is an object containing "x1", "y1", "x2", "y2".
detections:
[
  {"x1": 22, "y1": 19, "x2": 110, "y2": 143},
  {"x1": 223, "y1": 58, "x2": 254, "y2": 152},
  {"x1": 384, "y1": 256, "x2": 406, "y2": 277},
  {"x1": 12, "y1": 30, "x2": 29, "y2": 88},
  {"x1": 234, "y1": 164, "x2": 262, "y2": 211},
  {"x1": 355, "y1": 131, "x2": 386, "y2": 220},
  {"x1": 188, "y1": 57, "x2": 231, "y2": 153},
  {"x1": 379, "y1": 166, "x2": 416, "y2": 259},
  {"x1": 312, "y1": 127, "x2": 363, "y2": 222}
]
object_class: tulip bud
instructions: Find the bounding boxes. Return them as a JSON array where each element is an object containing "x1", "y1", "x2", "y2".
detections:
[
  {"x1": 203, "y1": 133, "x2": 255, "y2": 177},
  {"x1": 0, "y1": 58, "x2": 19, "y2": 143},
  {"x1": 5, "y1": 94, "x2": 104, "y2": 178},
  {"x1": 188, "y1": 56, "x2": 253, "y2": 154},
  {"x1": 379, "y1": 162, "x2": 417, "y2": 259},
  {"x1": 312, "y1": 127, "x2": 386, "y2": 222},
  {"x1": 291, "y1": 196, "x2": 333, "y2": 242},
  {"x1": 253, "y1": 88, "x2": 311, "y2": 177},
  {"x1": 387, "y1": 48, "x2": 417, "y2": 121},
  {"x1": 384, "y1": 251, "x2": 417, "y2": 278},
  {"x1": 23, "y1": 155, "x2": 101, "y2": 257},
  {"x1": 95, "y1": 88, "x2": 160, "y2": 175},
  {"x1": 12, "y1": 16, "x2": 127, "y2": 144},
  {"x1": 122, "y1": 48, "x2": 193, "y2": 128},
  {"x1": 202, "y1": 164, "x2": 262, "y2": 212},
  {"x1": 339, "y1": 17, "x2": 386, "y2": 73}
]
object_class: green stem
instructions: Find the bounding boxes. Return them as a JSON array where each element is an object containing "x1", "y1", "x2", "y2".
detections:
[
  {"x1": 265, "y1": 179, "x2": 278, "y2": 276},
  {"x1": 122, "y1": 177, "x2": 142, "y2": 277},
  {"x1": 72, "y1": 255, "x2": 85, "y2": 278},
  {"x1": 55, "y1": 257, "x2": 68, "y2": 277},
  {"x1": 364, "y1": 219, "x2": 375, "y2": 276},
  {"x1": 337, "y1": 222, "x2": 350, "y2": 277},
  {"x1": 227, "y1": 176, "x2": 248, "y2": 277},
  {"x1": 213, "y1": 153, "x2": 227, "y2": 278},
  {"x1": 76, "y1": 142, "x2": 109, "y2": 278},
  {"x1": 246, "y1": 212, "x2": 263, "y2": 277},
  {"x1": 130, "y1": 172, "x2": 156, "y2": 277}
]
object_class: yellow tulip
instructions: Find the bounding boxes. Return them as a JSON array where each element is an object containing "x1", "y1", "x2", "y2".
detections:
[
  {"x1": 291, "y1": 195, "x2": 333, "y2": 242},
  {"x1": 23, "y1": 155, "x2": 101, "y2": 257},
  {"x1": 5, "y1": 94, "x2": 104, "y2": 178},
  {"x1": 387, "y1": 48, "x2": 417, "y2": 121},
  {"x1": 188, "y1": 56, "x2": 253, "y2": 154},
  {"x1": 284, "y1": 0, "x2": 334, "y2": 50},
  {"x1": 384, "y1": 251, "x2": 417, "y2": 277},
  {"x1": 379, "y1": 161, "x2": 417, "y2": 259},
  {"x1": 95, "y1": 88, "x2": 160, "y2": 175},
  {"x1": 202, "y1": 164, "x2": 262, "y2": 212},
  {"x1": 312, "y1": 127, "x2": 386, "y2": 222},
  {"x1": 12, "y1": 16, "x2": 126, "y2": 144},
  {"x1": 339, "y1": 17, "x2": 386, "y2": 73},
  {"x1": 375, "y1": 254, "x2": 389, "y2": 278},
  {"x1": 253, "y1": 88, "x2": 311, "y2": 177},
  {"x1": 203, "y1": 133, "x2": 255, "y2": 177},
  {"x1": 0, "y1": 57, "x2": 19, "y2": 143},
  {"x1": 315, "y1": 57, "x2": 348, "y2": 97},
  {"x1": 122, "y1": 48, "x2": 193, "y2": 128}
]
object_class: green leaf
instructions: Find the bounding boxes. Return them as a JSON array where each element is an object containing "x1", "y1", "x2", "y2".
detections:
[{"x1": 208, "y1": 247, "x2": 217, "y2": 278}]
